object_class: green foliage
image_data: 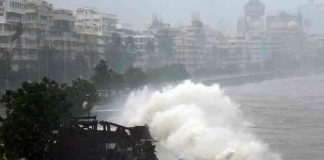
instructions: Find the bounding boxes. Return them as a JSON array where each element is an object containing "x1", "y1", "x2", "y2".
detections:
[
  {"x1": 92, "y1": 60, "x2": 190, "y2": 90},
  {"x1": 145, "y1": 40, "x2": 155, "y2": 54},
  {"x1": 125, "y1": 36, "x2": 137, "y2": 53},
  {"x1": 107, "y1": 33, "x2": 135, "y2": 73},
  {"x1": 2, "y1": 46, "x2": 92, "y2": 90},
  {"x1": 11, "y1": 22, "x2": 24, "y2": 42},
  {"x1": 92, "y1": 59, "x2": 113, "y2": 89},
  {"x1": 0, "y1": 78, "x2": 98, "y2": 159},
  {"x1": 0, "y1": 60, "x2": 8, "y2": 80},
  {"x1": 0, "y1": 78, "x2": 71, "y2": 159},
  {"x1": 223, "y1": 64, "x2": 242, "y2": 74},
  {"x1": 109, "y1": 72, "x2": 124, "y2": 90},
  {"x1": 38, "y1": 46, "x2": 64, "y2": 82},
  {"x1": 64, "y1": 79, "x2": 98, "y2": 116},
  {"x1": 156, "y1": 29, "x2": 175, "y2": 57},
  {"x1": 92, "y1": 59, "x2": 124, "y2": 90},
  {"x1": 147, "y1": 64, "x2": 190, "y2": 84},
  {"x1": 38, "y1": 46, "x2": 92, "y2": 83},
  {"x1": 124, "y1": 67, "x2": 147, "y2": 89}
]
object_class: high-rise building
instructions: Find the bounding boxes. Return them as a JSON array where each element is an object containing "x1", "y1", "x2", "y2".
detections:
[
  {"x1": 0, "y1": 0, "x2": 25, "y2": 59},
  {"x1": 235, "y1": 0, "x2": 268, "y2": 72},
  {"x1": 174, "y1": 14, "x2": 208, "y2": 73},
  {"x1": 75, "y1": 7, "x2": 117, "y2": 36},
  {"x1": 238, "y1": 0, "x2": 265, "y2": 34},
  {"x1": 132, "y1": 33, "x2": 155, "y2": 69},
  {"x1": 0, "y1": 0, "x2": 53, "y2": 61},
  {"x1": 49, "y1": 9, "x2": 86, "y2": 58},
  {"x1": 304, "y1": 34, "x2": 324, "y2": 67},
  {"x1": 0, "y1": 0, "x2": 25, "y2": 24},
  {"x1": 75, "y1": 7, "x2": 118, "y2": 61},
  {"x1": 20, "y1": 0, "x2": 52, "y2": 60},
  {"x1": 266, "y1": 11, "x2": 306, "y2": 69}
]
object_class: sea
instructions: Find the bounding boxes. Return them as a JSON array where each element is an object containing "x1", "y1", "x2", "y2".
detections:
[
  {"x1": 92, "y1": 74, "x2": 324, "y2": 160},
  {"x1": 225, "y1": 74, "x2": 324, "y2": 160}
]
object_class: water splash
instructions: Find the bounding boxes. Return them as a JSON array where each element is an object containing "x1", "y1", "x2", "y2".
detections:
[{"x1": 120, "y1": 81, "x2": 281, "y2": 160}]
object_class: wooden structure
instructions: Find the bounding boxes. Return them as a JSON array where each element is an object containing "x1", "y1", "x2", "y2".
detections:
[{"x1": 51, "y1": 116, "x2": 158, "y2": 160}]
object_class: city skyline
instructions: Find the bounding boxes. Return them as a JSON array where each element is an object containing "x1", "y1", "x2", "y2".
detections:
[{"x1": 49, "y1": 0, "x2": 308, "y2": 33}]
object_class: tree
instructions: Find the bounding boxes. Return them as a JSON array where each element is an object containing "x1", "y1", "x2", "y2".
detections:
[
  {"x1": 124, "y1": 67, "x2": 147, "y2": 89},
  {"x1": 38, "y1": 46, "x2": 64, "y2": 82},
  {"x1": 147, "y1": 64, "x2": 190, "y2": 84},
  {"x1": 0, "y1": 78, "x2": 71, "y2": 159},
  {"x1": 108, "y1": 72, "x2": 124, "y2": 91},
  {"x1": 223, "y1": 64, "x2": 241, "y2": 74},
  {"x1": 92, "y1": 59, "x2": 113, "y2": 89},
  {"x1": 11, "y1": 22, "x2": 24, "y2": 42},
  {"x1": 92, "y1": 59, "x2": 124, "y2": 90},
  {"x1": 156, "y1": 28, "x2": 175, "y2": 63},
  {"x1": 64, "y1": 79, "x2": 98, "y2": 116},
  {"x1": 125, "y1": 36, "x2": 136, "y2": 54},
  {"x1": 107, "y1": 33, "x2": 134, "y2": 73},
  {"x1": 76, "y1": 53, "x2": 92, "y2": 80},
  {"x1": 145, "y1": 40, "x2": 155, "y2": 55},
  {"x1": 0, "y1": 77, "x2": 98, "y2": 159},
  {"x1": 0, "y1": 50, "x2": 10, "y2": 90},
  {"x1": 145, "y1": 40, "x2": 159, "y2": 68}
]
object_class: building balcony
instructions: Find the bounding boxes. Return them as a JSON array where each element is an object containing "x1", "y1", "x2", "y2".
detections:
[
  {"x1": 6, "y1": 8, "x2": 25, "y2": 14},
  {"x1": 0, "y1": 43, "x2": 10, "y2": 48},
  {"x1": 6, "y1": 17, "x2": 22, "y2": 23},
  {"x1": 52, "y1": 14, "x2": 75, "y2": 22},
  {"x1": 0, "y1": 30, "x2": 14, "y2": 36}
]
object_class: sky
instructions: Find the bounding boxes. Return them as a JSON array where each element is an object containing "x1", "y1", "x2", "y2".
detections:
[{"x1": 48, "y1": 0, "x2": 308, "y2": 33}]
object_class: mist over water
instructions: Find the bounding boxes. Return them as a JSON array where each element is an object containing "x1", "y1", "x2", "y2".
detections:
[
  {"x1": 224, "y1": 74, "x2": 324, "y2": 160},
  {"x1": 120, "y1": 81, "x2": 281, "y2": 160}
]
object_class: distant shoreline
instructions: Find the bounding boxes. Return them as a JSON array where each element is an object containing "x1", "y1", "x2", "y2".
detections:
[{"x1": 200, "y1": 68, "x2": 324, "y2": 86}]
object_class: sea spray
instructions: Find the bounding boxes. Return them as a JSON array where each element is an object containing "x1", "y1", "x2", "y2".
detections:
[{"x1": 120, "y1": 81, "x2": 281, "y2": 160}]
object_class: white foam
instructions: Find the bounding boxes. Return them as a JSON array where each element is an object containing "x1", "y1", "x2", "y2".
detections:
[{"x1": 120, "y1": 81, "x2": 281, "y2": 160}]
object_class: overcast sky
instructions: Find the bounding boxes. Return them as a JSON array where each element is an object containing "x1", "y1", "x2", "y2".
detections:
[{"x1": 48, "y1": 0, "x2": 308, "y2": 33}]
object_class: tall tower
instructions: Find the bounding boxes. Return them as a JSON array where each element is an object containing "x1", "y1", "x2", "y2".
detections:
[{"x1": 244, "y1": 0, "x2": 266, "y2": 32}]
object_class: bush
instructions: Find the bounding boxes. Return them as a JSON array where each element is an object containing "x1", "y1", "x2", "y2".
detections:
[
  {"x1": 0, "y1": 78, "x2": 98, "y2": 159},
  {"x1": 147, "y1": 64, "x2": 190, "y2": 84}
]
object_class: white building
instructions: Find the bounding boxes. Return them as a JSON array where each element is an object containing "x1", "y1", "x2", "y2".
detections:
[
  {"x1": 266, "y1": 11, "x2": 306, "y2": 69},
  {"x1": 18, "y1": 0, "x2": 51, "y2": 61},
  {"x1": 132, "y1": 33, "x2": 155, "y2": 69},
  {"x1": 49, "y1": 9, "x2": 87, "y2": 59},
  {"x1": 0, "y1": 0, "x2": 25, "y2": 59},
  {"x1": 235, "y1": 0, "x2": 268, "y2": 71},
  {"x1": 75, "y1": 7, "x2": 117, "y2": 36},
  {"x1": 0, "y1": 0, "x2": 53, "y2": 61},
  {"x1": 0, "y1": 0, "x2": 24, "y2": 24},
  {"x1": 173, "y1": 14, "x2": 209, "y2": 73},
  {"x1": 304, "y1": 34, "x2": 324, "y2": 67},
  {"x1": 240, "y1": 0, "x2": 266, "y2": 35},
  {"x1": 75, "y1": 7, "x2": 118, "y2": 61}
]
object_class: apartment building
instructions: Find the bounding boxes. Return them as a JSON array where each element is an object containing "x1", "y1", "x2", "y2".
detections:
[
  {"x1": 132, "y1": 33, "x2": 155, "y2": 69},
  {"x1": 21, "y1": 0, "x2": 52, "y2": 60},
  {"x1": 0, "y1": 0, "x2": 53, "y2": 61},
  {"x1": 0, "y1": 0, "x2": 25, "y2": 59},
  {"x1": 75, "y1": 7, "x2": 117, "y2": 61},
  {"x1": 49, "y1": 9, "x2": 86, "y2": 59},
  {"x1": 266, "y1": 11, "x2": 306, "y2": 69},
  {"x1": 235, "y1": 0, "x2": 268, "y2": 71},
  {"x1": 237, "y1": 0, "x2": 265, "y2": 35},
  {"x1": 75, "y1": 7, "x2": 117, "y2": 36},
  {"x1": 173, "y1": 14, "x2": 208, "y2": 73}
]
